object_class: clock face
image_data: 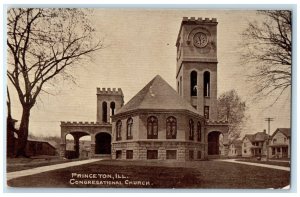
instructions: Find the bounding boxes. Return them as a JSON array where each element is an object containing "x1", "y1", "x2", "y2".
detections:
[{"x1": 193, "y1": 32, "x2": 208, "y2": 48}]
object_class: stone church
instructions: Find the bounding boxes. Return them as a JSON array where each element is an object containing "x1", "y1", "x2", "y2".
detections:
[{"x1": 60, "y1": 17, "x2": 229, "y2": 161}]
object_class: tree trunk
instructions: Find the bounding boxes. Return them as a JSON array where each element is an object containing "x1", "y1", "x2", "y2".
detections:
[{"x1": 15, "y1": 105, "x2": 31, "y2": 158}]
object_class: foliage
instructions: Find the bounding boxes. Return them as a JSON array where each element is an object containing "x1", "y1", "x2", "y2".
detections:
[
  {"x1": 241, "y1": 10, "x2": 291, "y2": 103},
  {"x1": 217, "y1": 90, "x2": 247, "y2": 139},
  {"x1": 7, "y1": 8, "x2": 102, "y2": 157}
]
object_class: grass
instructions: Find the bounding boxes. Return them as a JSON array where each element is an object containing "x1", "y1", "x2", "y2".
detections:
[
  {"x1": 6, "y1": 156, "x2": 86, "y2": 172},
  {"x1": 7, "y1": 159, "x2": 290, "y2": 189},
  {"x1": 235, "y1": 159, "x2": 290, "y2": 167}
]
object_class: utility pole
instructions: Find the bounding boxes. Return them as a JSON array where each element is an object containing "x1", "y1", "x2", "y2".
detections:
[{"x1": 265, "y1": 117, "x2": 274, "y2": 161}]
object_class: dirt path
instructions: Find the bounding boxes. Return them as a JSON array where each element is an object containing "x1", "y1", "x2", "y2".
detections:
[{"x1": 7, "y1": 159, "x2": 102, "y2": 181}]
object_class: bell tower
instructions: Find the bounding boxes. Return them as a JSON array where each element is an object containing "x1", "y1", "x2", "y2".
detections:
[
  {"x1": 176, "y1": 17, "x2": 218, "y2": 120},
  {"x1": 96, "y1": 88, "x2": 124, "y2": 124}
]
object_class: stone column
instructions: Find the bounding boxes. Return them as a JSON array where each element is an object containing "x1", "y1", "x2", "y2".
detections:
[
  {"x1": 60, "y1": 131, "x2": 67, "y2": 158},
  {"x1": 74, "y1": 135, "x2": 80, "y2": 158},
  {"x1": 197, "y1": 71, "x2": 204, "y2": 116},
  {"x1": 107, "y1": 106, "x2": 109, "y2": 123},
  {"x1": 90, "y1": 143, "x2": 95, "y2": 158},
  {"x1": 60, "y1": 143, "x2": 66, "y2": 158}
]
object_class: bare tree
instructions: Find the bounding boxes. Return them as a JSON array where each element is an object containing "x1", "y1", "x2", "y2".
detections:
[
  {"x1": 217, "y1": 90, "x2": 247, "y2": 140},
  {"x1": 7, "y1": 8, "x2": 103, "y2": 157},
  {"x1": 241, "y1": 10, "x2": 291, "y2": 103}
]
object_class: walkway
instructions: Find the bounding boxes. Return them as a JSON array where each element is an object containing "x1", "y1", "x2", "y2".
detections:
[
  {"x1": 7, "y1": 159, "x2": 102, "y2": 181},
  {"x1": 217, "y1": 159, "x2": 290, "y2": 171}
]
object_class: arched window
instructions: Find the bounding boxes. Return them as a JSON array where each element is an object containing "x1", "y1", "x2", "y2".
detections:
[
  {"x1": 180, "y1": 76, "x2": 182, "y2": 96},
  {"x1": 147, "y1": 116, "x2": 158, "y2": 139},
  {"x1": 190, "y1": 71, "x2": 197, "y2": 96},
  {"x1": 189, "y1": 119, "x2": 194, "y2": 140},
  {"x1": 204, "y1": 106, "x2": 209, "y2": 119},
  {"x1": 204, "y1": 71, "x2": 210, "y2": 97},
  {"x1": 166, "y1": 116, "x2": 177, "y2": 139},
  {"x1": 116, "y1": 120, "x2": 122, "y2": 141},
  {"x1": 110, "y1": 102, "x2": 115, "y2": 114},
  {"x1": 102, "y1": 102, "x2": 107, "y2": 123},
  {"x1": 127, "y1": 118, "x2": 133, "y2": 140},
  {"x1": 197, "y1": 121, "x2": 201, "y2": 142}
]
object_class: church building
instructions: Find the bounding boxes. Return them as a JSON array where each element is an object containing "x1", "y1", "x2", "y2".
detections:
[{"x1": 60, "y1": 17, "x2": 229, "y2": 161}]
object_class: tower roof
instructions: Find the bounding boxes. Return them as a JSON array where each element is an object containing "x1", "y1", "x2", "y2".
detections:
[{"x1": 115, "y1": 75, "x2": 198, "y2": 115}]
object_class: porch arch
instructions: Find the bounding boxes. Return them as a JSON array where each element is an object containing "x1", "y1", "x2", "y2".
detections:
[
  {"x1": 95, "y1": 132, "x2": 111, "y2": 154},
  {"x1": 208, "y1": 131, "x2": 222, "y2": 155}
]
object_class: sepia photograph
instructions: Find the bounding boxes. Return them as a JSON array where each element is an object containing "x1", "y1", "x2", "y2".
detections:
[{"x1": 5, "y1": 6, "x2": 293, "y2": 190}]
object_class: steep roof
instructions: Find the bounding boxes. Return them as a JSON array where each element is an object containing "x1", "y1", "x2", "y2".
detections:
[
  {"x1": 115, "y1": 75, "x2": 198, "y2": 115},
  {"x1": 230, "y1": 139, "x2": 242, "y2": 148},
  {"x1": 272, "y1": 128, "x2": 291, "y2": 138},
  {"x1": 244, "y1": 132, "x2": 269, "y2": 142}
]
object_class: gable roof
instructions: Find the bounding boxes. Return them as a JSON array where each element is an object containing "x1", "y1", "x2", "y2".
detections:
[
  {"x1": 230, "y1": 139, "x2": 242, "y2": 148},
  {"x1": 115, "y1": 75, "x2": 198, "y2": 115},
  {"x1": 243, "y1": 132, "x2": 269, "y2": 142},
  {"x1": 272, "y1": 128, "x2": 291, "y2": 138}
]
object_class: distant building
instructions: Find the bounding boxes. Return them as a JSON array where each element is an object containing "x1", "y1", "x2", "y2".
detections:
[
  {"x1": 228, "y1": 139, "x2": 242, "y2": 157},
  {"x1": 25, "y1": 139, "x2": 57, "y2": 157},
  {"x1": 242, "y1": 131, "x2": 269, "y2": 158},
  {"x1": 7, "y1": 117, "x2": 18, "y2": 157},
  {"x1": 268, "y1": 128, "x2": 290, "y2": 159}
]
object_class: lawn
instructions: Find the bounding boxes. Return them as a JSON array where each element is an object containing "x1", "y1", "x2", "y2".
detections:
[
  {"x1": 7, "y1": 160, "x2": 290, "y2": 189},
  {"x1": 235, "y1": 159, "x2": 290, "y2": 167},
  {"x1": 6, "y1": 156, "x2": 85, "y2": 172}
]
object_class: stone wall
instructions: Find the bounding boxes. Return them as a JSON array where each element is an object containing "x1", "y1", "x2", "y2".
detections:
[{"x1": 112, "y1": 141, "x2": 206, "y2": 161}]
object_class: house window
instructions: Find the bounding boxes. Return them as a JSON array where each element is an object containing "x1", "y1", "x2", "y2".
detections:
[
  {"x1": 116, "y1": 120, "x2": 122, "y2": 141},
  {"x1": 190, "y1": 71, "x2": 197, "y2": 96},
  {"x1": 204, "y1": 106, "x2": 209, "y2": 119},
  {"x1": 272, "y1": 148, "x2": 275, "y2": 155},
  {"x1": 189, "y1": 150, "x2": 194, "y2": 160},
  {"x1": 116, "y1": 150, "x2": 122, "y2": 159},
  {"x1": 197, "y1": 121, "x2": 201, "y2": 142},
  {"x1": 189, "y1": 119, "x2": 194, "y2": 140},
  {"x1": 273, "y1": 139, "x2": 277, "y2": 144},
  {"x1": 235, "y1": 150, "x2": 237, "y2": 154},
  {"x1": 244, "y1": 143, "x2": 246, "y2": 147},
  {"x1": 284, "y1": 138, "x2": 287, "y2": 143},
  {"x1": 277, "y1": 147, "x2": 281, "y2": 152},
  {"x1": 147, "y1": 116, "x2": 158, "y2": 139},
  {"x1": 126, "y1": 118, "x2": 133, "y2": 140},
  {"x1": 166, "y1": 150, "x2": 177, "y2": 160},
  {"x1": 203, "y1": 71, "x2": 210, "y2": 97},
  {"x1": 126, "y1": 150, "x2": 133, "y2": 159},
  {"x1": 197, "y1": 151, "x2": 202, "y2": 159},
  {"x1": 166, "y1": 116, "x2": 177, "y2": 139},
  {"x1": 147, "y1": 150, "x2": 158, "y2": 159},
  {"x1": 244, "y1": 150, "x2": 247, "y2": 154}
]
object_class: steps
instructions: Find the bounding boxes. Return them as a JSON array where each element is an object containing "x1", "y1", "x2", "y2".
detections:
[
  {"x1": 92, "y1": 154, "x2": 111, "y2": 160},
  {"x1": 207, "y1": 154, "x2": 221, "y2": 159}
]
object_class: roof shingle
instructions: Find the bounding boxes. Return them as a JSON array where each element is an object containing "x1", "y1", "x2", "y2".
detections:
[{"x1": 115, "y1": 75, "x2": 198, "y2": 115}]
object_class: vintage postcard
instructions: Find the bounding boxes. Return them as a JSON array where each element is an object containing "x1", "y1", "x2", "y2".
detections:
[{"x1": 5, "y1": 7, "x2": 292, "y2": 190}]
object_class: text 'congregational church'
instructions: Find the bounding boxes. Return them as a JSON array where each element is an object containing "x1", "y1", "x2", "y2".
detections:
[{"x1": 60, "y1": 17, "x2": 229, "y2": 161}]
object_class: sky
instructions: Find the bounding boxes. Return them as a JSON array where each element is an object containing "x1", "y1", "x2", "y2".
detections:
[{"x1": 8, "y1": 9, "x2": 291, "y2": 138}]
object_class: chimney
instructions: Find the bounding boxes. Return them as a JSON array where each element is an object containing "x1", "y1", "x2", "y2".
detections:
[{"x1": 263, "y1": 129, "x2": 266, "y2": 134}]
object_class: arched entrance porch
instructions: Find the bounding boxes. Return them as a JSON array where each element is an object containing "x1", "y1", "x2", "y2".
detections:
[
  {"x1": 208, "y1": 131, "x2": 222, "y2": 156},
  {"x1": 64, "y1": 131, "x2": 90, "y2": 159},
  {"x1": 95, "y1": 132, "x2": 111, "y2": 155}
]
